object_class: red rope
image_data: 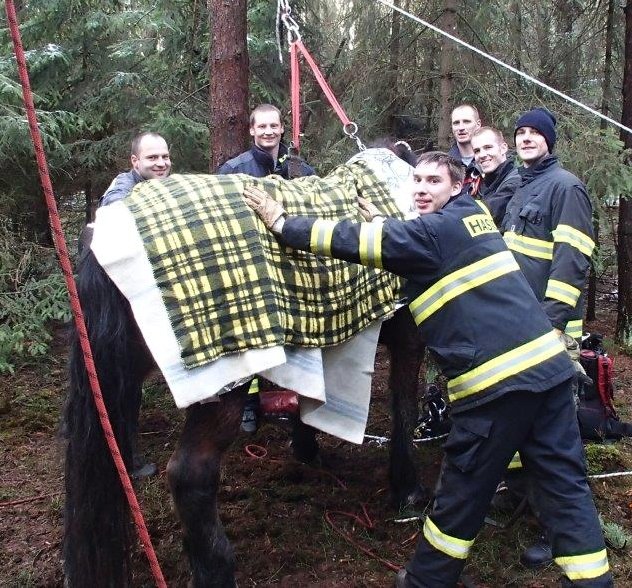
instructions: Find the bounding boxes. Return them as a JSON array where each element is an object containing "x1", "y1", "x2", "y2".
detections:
[
  {"x1": 3, "y1": 2, "x2": 166, "y2": 586},
  {"x1": 293, "y1": 40, "x2": 352, "y2": 127},
  {"x1": 324, "y1": 505, "x2": 401, "y2": 572},
  {"x1": 290, "y1": 42, "x2": 301, "y2": 149}
]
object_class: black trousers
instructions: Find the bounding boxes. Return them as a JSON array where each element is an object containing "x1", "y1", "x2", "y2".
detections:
[{"x1": 405, "y1": 380, "x2": 612, "y2": 587}]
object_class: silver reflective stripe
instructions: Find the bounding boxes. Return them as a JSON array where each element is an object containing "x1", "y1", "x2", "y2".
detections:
[
  {"x1": 410, "y1": 251, "x2": 519, "y2": 325},
  {"x1": 310, "y1": 220, "x2": 336, "y2": 256},
  {"x1": 423, "y1": 517, "x2": 473, "y2": 560},
  {"x1": 359, "y1": 222, "x2": 383, "y2": 268},
  {"x1": 448, "y1": 331, "x2": 565, "y2": 401},
  {"x1": 555, "y1": 549, "x2": 609, "y2": 580},
  {"x1": 504, "y1": 231, "x2": 553, "y2": 260}
]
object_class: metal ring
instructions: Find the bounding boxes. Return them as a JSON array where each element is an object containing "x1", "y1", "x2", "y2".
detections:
[{"x1": 343, "y1": 122, "x2": 358, "y2": 137}]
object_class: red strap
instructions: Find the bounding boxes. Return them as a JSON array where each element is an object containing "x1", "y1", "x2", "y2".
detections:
[
  {"x1": 292, "y1": 40, "x2": 352, "y2": 128},
  {"x1": 290, "y1": 42, "x2": 301, "y2": 149}
]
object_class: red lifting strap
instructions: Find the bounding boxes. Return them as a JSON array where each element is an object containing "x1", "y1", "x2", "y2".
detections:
[
  {"x1": 3, "y1": 1, "x2": 166, "y2": 586},
  {"x1": 289, "y1": 39, "x2": 353, "y2": 151}
]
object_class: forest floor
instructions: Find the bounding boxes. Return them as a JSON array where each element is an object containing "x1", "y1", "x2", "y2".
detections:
[{"x1": 1, "y1": 299, "x2": 632, "y2": 587}]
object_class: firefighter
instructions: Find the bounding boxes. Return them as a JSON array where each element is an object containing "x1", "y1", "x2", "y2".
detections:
[{"x1": 244, "y1": 151, "x2": 611, "y2": 588}]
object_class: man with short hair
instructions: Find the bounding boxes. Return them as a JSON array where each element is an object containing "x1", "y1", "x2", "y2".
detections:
[
  {"x1": 503, "y1": 108, "x2": 593, "y2": 342},
  {"x1": 501, "y1": 108, "x2": 596, "y2": 569},
  {"x1": 219, "y1": 104, "x2": 315, "y2": 433},
  {"x1": 218, "y1": 104, "x2": 314, "y2": 178},
  {"x1": 448, "y1": 104, "x2": 482, "y2": 194},
  {"x1": 471, "y1": 126, "x2": 520, "y2": 226},
  {"x1": 100, "y1": 132, "x2": 171, "y2": 206},
  {"x1": 244, "y1": 151, "x2": 611, "y2": 588}
]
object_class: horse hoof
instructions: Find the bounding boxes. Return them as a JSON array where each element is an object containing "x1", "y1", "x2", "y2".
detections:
[
  {"x1": 290, "y1": 439, "x2": 320, "y2": 464},
  {"x1": 397, "y1": 485, "x2": 429, "y2": 510}
]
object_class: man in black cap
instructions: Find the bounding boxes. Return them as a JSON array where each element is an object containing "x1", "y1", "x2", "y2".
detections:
[{"x1": 501, "y1": 108, "x2": 595, "y2": 568}]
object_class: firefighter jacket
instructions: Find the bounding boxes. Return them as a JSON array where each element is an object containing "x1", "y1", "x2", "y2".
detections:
[
  {"x1": 500, "y1": 156, "x2": 595, "y2": 338},
  {"x1": 279, "y1": 195, "x2": 575, "y2": 414},
  {"x1": 476, "y1": 157, "x2": 520, "y2": 227},
  {"x1": 218, "y1": 143, "x2": 315, "y2": 179}
]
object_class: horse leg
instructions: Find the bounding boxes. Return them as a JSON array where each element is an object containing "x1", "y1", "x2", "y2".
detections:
[
  {"x1": 167, "y1": 385, "x2": 248, "y2": 588},
  {"x1": 381, "y1": 308, "x2": 428, "y2": 508},
  {"x1": 290, "y1": 419, "x2": 320, "y2": 464}
]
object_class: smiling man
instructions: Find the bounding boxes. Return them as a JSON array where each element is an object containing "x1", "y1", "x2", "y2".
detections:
[
  {"x1": 244, "y1": 150, "x2": 611, "y2": 588},
  {"x1": 471, "y1": 126, "x2": 520, "y2": 225},
  {"x1": 99, "y1": 132, "x2": 171, "y2": 206},
  {"x1": 218, "y1": 104, "x2": 314, "y2": 178},
  {"x1": 501, "y1": 109, "x2": 596, "y2": 570}
]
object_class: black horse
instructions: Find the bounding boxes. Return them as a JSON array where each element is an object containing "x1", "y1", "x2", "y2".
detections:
[{"x1": 63, "y1": 143, "x2": 427, "y2": 587}]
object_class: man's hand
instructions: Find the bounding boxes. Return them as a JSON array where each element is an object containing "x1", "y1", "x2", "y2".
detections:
[
  {"x1": 357, "y1": 196, "x2": 383, "y2": 222},
  {"x1": 244, "y1": 186, "x2": 286, "y2": 231}
]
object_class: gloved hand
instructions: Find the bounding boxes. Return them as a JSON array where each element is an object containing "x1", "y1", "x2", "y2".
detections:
[
  {"x1": 357, "y1": 196, "x2": 384, "y2": 222},
  {"x1": 559, "y1": 330, "x2": 592, "y2": 382},
  {"x1": 244, "y1": 185, "x2": 286, "y2": 231}
]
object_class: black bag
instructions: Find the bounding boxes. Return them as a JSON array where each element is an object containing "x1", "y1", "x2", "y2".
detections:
[{"x1": 577, "y1": 334, "x2": 632, "y2": 440}]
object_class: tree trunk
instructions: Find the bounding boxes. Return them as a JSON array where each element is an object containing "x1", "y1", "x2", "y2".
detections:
[
  {"x1": 385, "y1": 0, "x2": 402, "y2": 134},
  {"x1": 208, "y1": 0, "x2": 249, "y2": 172},
  {"x1": 437, "y1": 0, "x2": 457, "y2": 149},
  {"x1": 616, "y1": 0, "x2": 632, "y2": 345},
  {"x1": 587, "y1": 0, "x2": 616, "y2": 322},
  {"x1": 510, "y1": 0, "x2": 522, "y2": 70}
]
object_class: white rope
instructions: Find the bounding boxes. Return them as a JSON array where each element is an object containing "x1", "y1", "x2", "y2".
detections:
[
  {"x1": 374, "y1": 0, "x2": 632, "y2": 136},
  {"x1": 589, "y1": 470, "x2": 632, "y2": 480}
]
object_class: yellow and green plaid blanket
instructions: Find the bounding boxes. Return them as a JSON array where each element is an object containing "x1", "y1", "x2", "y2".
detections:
[{"x1": 125, "y1": 160, "x2": 403, "y2": 369}]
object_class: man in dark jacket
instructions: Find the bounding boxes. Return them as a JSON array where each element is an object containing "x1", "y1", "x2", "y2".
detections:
[
  {"x1": 503, "y1": 109, "x2": 593, "y2": 342},
  {"x1": 447, "y1": 104, "x2": 482, "y2": 195},
  {"x1": 99, "y1": 132, "x2": 171, "y2": 206},
  {"x1": 470, "y1": 126, "x2": 520, "y2": 226},
  {"x1": 501, "y1": 108, "x2": 596, "y2": 568},
  {"x1": 218, "y1": 104, "x2": 314, "y2": 178},
  {"x1": 244, "y1": 151, "x2": 611, "y2": 588},
  {"x1": 219, "y1": 104, "x2": 315, "y2": 432}
]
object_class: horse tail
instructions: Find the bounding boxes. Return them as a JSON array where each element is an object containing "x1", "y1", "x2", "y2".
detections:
[{"x1": 63, "y1": 249, "x2": 153, "y2": 587}]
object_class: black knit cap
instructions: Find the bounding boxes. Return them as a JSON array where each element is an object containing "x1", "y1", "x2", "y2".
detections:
[{"x1": 514, "y1": 108, "x2": 557, "y2": 153}]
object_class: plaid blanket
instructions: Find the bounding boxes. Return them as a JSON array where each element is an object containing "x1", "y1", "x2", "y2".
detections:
[{"x1": 125, "y1": 159, "x2": 403, "y2": 369}]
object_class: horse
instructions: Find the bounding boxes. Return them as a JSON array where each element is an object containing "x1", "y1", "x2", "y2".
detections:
[{"x1": 63, "y1": 147, "x2": 428, "y2": 587}]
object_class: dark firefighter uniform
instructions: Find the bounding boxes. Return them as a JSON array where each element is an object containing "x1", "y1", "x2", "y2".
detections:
[
  {"x1": 501, "y1": 156, "x2": 595, "y2": 340},
  {"x1": 277, "y1": 195, "x2": 611, "y2": 587}
]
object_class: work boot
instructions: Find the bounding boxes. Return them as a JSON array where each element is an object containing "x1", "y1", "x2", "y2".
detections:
[
  {"x1": 520, "y1": 535, "x2": 553, "y2": 568},
  {"x1": 240, "y1": 404, "x2": 258, "y2": 434},
  {"x1": 394, "y1": 568, "x2": 407, "y2": 588},
  {"x1": 131, "y1": 453, "x2": 158, "y2": 480}
]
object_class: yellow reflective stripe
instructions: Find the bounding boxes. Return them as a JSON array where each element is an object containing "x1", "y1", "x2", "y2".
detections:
[
  {"x1": 475, "y1": 199, "x2": 492, "y2": 216},
  {"x1": 504, "y1": 231, "x2": 553, "y2": 260},
  {"x1": 555, "y1": 549, "x2": 609, "y2": 580},
  {"x1": 248, "y1": 378, "x2": 260, "y2": 394},
  {"x1": 448, "y1": 331, "x2": 565, "y2": 402},
  {"x1": 359, "y1": 222, "x2": 383, "y2": 269},
  {"x1": 553, "y1": 224, "x2": 595, "y2": 257},
  {"x1": 409, "y1": 251, "x2": 520, "y2": 325},
  {"x1": 423, "y1": 517, "x2": 474, "y2": 560},
  {"x1": 545, "y1": 279, "x2": 581, "y2": 307},
  {"x1": 565, "y1": 319, "x2": 583, "y2": 339},
  {"x1": 508, "y1": 452, "x2": 522, "y2": 470},
  {"x1": 310, "y1": 220, "x2": 336, "y2": 257}
]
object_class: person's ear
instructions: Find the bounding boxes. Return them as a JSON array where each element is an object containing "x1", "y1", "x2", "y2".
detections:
[
  {"x1": 500, "y1": 142, "x2": 508, "y2": 157},
  {"x1": 131, "y1": 154, "x2": 139, "y2": 169},
  {"x1": 451, "y1": 182, "x2": 463, "y2": 197},
  {"x1": 249, "y1": 126, "x2": 255, "y2": 138}
]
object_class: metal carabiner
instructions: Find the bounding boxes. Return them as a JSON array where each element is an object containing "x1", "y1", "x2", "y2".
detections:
[{"x1": 343, "y1": 122, "x2": 366, "y2": 151}]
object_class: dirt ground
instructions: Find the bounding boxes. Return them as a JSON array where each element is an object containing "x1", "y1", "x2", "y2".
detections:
[{"x1": 2, "y1": 305, "x2": 632, "y2": 587}]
